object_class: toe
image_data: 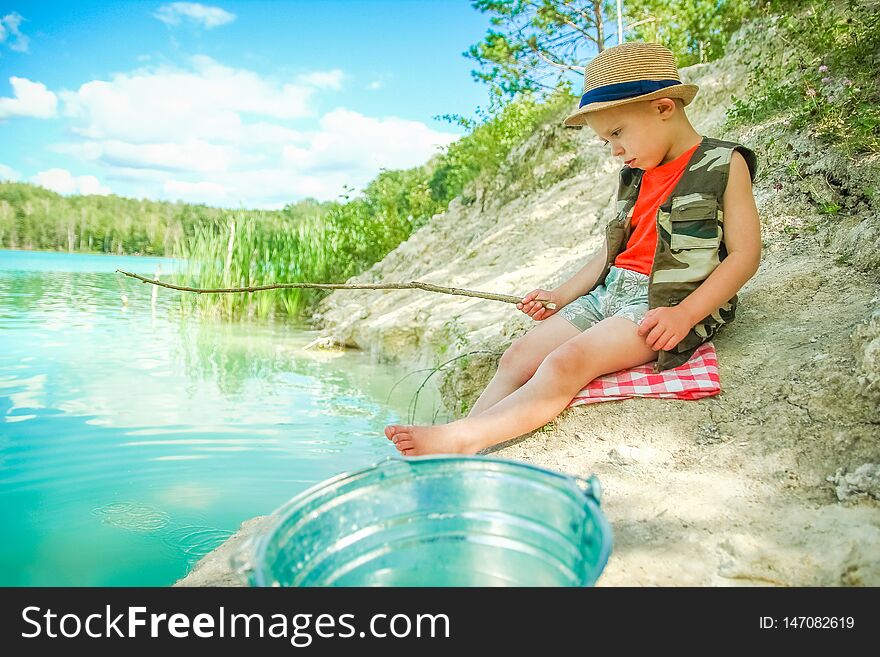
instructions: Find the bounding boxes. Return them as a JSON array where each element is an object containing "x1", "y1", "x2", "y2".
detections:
[{"x1": 391, "y1": 430, "x2": 411, "y2": 445}]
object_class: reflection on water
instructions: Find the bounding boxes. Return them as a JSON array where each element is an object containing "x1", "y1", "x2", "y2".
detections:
[{"x1": 0, "y1": 249, "x2": 443, "y2": 585}]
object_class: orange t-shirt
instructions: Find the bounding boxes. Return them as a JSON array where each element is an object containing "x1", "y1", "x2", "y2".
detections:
[{"x1": 613, "y1": 141, "x2": 702, "y2": 276}]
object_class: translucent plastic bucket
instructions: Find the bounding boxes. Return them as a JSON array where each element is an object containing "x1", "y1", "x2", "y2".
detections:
[{"x1": 232, "y1": 455, "x2": 612, "y2": 587}]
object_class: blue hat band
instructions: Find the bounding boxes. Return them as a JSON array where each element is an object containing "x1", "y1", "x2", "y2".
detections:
[{"x1": 579, "y1": 79, "x2": 683, "y2": 108}]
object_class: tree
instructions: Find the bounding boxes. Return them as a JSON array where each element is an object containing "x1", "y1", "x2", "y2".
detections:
[
  {"x1": 624, "y1": 0, "x2": 753, "y2": 67},
  {"x1": 466, "y1": 0, "x2": 755, "y2": 101},
  {"x1": 465, "y1": 0, "x2": 617, "y2": 100}
]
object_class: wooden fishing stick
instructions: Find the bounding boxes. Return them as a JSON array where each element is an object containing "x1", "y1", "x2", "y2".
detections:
[{"x1": 116, "y1": 269, "x2": 557, "y2": 310}]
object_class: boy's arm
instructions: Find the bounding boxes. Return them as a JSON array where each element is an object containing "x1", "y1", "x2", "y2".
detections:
[
  {"x1": 552, "y1": 241, "x2": 607, "y2": 307},
  {"x1": 639, "y1": 151, "x2": 761, "y2": 351}
]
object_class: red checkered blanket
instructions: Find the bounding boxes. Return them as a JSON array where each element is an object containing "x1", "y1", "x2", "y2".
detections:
[{"x1": 568, "y1": 342, "x2": 720, "y2": 407}]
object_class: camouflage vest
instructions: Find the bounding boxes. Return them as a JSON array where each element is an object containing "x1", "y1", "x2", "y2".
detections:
[{"x1": 596, "y1": 136, "x2": 758, "y2": 372}]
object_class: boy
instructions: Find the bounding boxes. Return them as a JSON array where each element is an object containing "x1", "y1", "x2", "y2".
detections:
[{"x1": 386, "y1": 41, "x2": 761, "y2": 456}]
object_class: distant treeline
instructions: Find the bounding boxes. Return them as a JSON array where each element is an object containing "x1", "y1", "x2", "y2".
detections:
[{"x1": 0, "y1": 182, "x2": 329, "y2": 256}]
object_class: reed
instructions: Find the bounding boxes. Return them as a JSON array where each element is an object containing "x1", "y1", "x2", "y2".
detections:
[{"x1": 178, "y1": 209, "x2": 332, "y2": 320}]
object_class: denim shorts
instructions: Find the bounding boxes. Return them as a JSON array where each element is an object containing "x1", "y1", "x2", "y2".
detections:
[{"x1": 559, "y1": 265, "x2": 650, "y2": 331}]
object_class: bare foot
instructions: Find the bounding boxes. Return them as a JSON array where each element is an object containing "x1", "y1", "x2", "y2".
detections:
[{"x1": 384, "y1": 422, "x2": 477, "y2": 456}]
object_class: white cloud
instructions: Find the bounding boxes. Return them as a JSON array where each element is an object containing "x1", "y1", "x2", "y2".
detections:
[
  {"x1": 163, "y1": 179, "x2": 228, "y2": 203},
  {"x1": 61, "y1": 56, "x2": 315, "y2": 142},
  {"x1": 283, "y1": 108, "x2": 457, "y2": 174},
  {"x1": 102, "y1": 166, "x2": 171, "y2": 183},
  {"x1": 297, "y1": 69, "x2": 344, "y2": 90},
  {"x1": 32, "y1": 168, "x2": 111, "y2": 196},
  {"x1": 58, "y1": 138, "x2": 247, "y2": 173},
  {"x1": 159, "y1": 168, "x2": 358, "y2": 207},
  {"x1": 367, "y1": 80, "x2": 383, "y2": 90},
  {"x1": 154, "y1": 3, "x2": 236, "y2": 29},
  {"x1": 49, "y1": 57, "x2": 460, "y2": 207},
  {"x1": 240, "y1": 122, "x2": 305, "y2": 144},
  {"x1": 0, "y1": 12, "x2": 29, "y2": 53},
  {"x1": 157, "y1": 108, "x2": 457, "y2": 206},
  {"x1": 0, "y1": 77, "x2": 57, "y2": 119},
  {"x1": 0, "y1": 163, "x2": 21, "y2": 181}
]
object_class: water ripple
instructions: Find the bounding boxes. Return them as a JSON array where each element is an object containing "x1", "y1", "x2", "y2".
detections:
[{"x1": 0, "y1": 252, "x2": 440, "y2": 585}]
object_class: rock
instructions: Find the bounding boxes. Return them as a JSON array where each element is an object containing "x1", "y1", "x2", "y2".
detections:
[
  {"x1": 853, "y1": 310, "x2": 880, "y2": 397},
  {"x1": 696, "y1": 423, "x2": 723, "y2": 445},
  {"x1": 607, "y1": 447, "x2": 634, "y2": 466},
  {"x1": 828, "y1": 464, "x2": 880, "y2": 502},
  {"x1": 607, "y1": 445, "x2": 657, "y2": 467},
  {"x1": 174, "y1": 515, "x2": 273, "y2": 587}
]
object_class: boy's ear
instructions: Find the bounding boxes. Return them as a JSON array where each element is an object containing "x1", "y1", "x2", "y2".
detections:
[{"x1": 652, "y1": 97, "x2": 677, "y2": 117}]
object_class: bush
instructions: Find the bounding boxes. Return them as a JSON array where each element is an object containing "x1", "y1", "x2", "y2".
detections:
[{"x1": 428, "y1": 86, "x2": 576, "y2": 210}]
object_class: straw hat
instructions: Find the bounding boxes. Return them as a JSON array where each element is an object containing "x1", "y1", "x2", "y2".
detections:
[{"x1": 563, "y1": 41, "x2": 698, "y2": 127}]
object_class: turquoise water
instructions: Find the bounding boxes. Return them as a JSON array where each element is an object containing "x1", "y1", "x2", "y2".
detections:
[{"x1": 0, "y1": 249, "x2": 442, "y2": 586}]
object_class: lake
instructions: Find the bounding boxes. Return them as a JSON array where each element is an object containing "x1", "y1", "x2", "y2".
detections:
[{"x1": 0, "y1": 249, "x2": 442, "y2": 586}]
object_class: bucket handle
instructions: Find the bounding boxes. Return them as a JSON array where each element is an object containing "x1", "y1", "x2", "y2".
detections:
[{"x1": 574, "y1": 474, "x2": 602, "y2": 505}]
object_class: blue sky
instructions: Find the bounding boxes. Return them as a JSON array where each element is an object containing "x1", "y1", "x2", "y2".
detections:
[{"x1": 0, "y1": 1, "x2": 501, "y2": 208}]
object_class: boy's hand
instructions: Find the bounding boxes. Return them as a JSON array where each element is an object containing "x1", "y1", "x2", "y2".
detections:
[
  {"x1": 638, "y1": 306, "x2": 694, "y2": 351},
  {"x1": 517, "y1": 289, "x2": 558, "y2": 321}
]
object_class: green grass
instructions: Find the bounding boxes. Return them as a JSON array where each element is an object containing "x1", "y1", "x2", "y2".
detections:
[{"x1": 725, "y1": 1, "x2": 880, "y2": 156}]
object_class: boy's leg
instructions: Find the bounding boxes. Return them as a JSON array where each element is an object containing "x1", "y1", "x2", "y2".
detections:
[
  {"x1": 388, "y1": 316, "x2": 656, "y2": 455},
  {"x1": 467, "y1": 314, "x2": 580, "y2": 417}
]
